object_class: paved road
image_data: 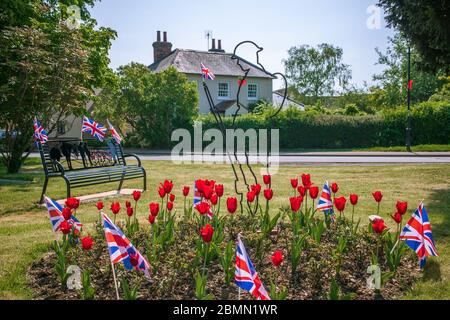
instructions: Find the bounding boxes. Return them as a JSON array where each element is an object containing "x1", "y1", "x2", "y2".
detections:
[{"x1": 28, "y1": 152, "x2": 450, "y2": 164}]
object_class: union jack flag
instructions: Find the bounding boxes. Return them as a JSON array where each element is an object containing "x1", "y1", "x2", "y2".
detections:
[
  {"x1": 235, "y1": 235, "x2": 270, "y2": 300},
  {"x1": 102, "y1": 212, "x2": 151, "y2": 280},
  {"x1": 44, "y1": 196, "x2": 82, "y2": 233},
  {"x1": 317, "y1": 181, "x2": 334, "y2": 215},
  {"x1": 201, "y1": 63, "x2": 215, "y2": 80},
  {"x1": 193, "y1": 180, "x2": 202, "y2": 207},
  {"x1": 82, "y1": 116, "x2": 107, "y2": 142},
  {"x1": 33, "y1": 117, "x2": 48, "y2": 144},
  {"x1": 400, "y1": 202, "x2": 438, "y2": 269},
  {"x1": 107, "y1": 119, "x2": 122, "y2": 144}
]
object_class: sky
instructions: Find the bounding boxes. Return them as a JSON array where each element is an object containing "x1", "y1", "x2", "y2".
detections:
[{"x1": 89, "y1": 0, "x2": 395, "y2": 89}]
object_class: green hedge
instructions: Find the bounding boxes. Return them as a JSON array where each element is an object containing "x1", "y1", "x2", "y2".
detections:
[{"x1": 192, "y1": 101, "x2": 450, "y2": 149}]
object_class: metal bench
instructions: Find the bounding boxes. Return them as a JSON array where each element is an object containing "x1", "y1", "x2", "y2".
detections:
[{"x1": 37, "y1": 139, "x2": 146, "y2": 203}]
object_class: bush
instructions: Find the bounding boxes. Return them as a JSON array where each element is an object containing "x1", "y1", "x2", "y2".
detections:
[{"x1": 193, "y1": 101, "x2": 450, "y2": 149}]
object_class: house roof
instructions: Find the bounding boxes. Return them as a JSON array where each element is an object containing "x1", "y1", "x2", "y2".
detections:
[
  {"x1": 149, "y1": 49, "x2": 275, "y2": 79},
  {"x1": 273, "y1": 91, "x2": 305, "y2": 108}
]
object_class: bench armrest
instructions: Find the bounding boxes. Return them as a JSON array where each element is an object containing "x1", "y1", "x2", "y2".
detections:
[
  {"x1": 53, "y1": 160, "x2": 66, "y2": 175},
  {"x1": 123, "y1": 153, "x2": 142, "y2": 167}
]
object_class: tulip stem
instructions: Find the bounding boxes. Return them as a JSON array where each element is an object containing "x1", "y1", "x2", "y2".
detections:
[
  {"x1": 202, "y1": 243, "x2": 209, "y2": 278},
  {"x1": 352, "y1": 205, "x2": 355, "y2": 225}
]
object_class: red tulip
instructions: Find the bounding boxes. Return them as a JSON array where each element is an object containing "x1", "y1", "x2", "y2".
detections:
[
  {"x1": 129, "y1": 253, "x2": 139, "y2": 267},
  {"x1": 334, "y1": 196, "x2": 347, "y2": 212},
  {"x1": 263, "y1": 175, "x2": 271, "y2": 185},
  {"x1": 251, "y1": 184, "x2": 261, "y2": 196},
  {"x1": 158, "y1": 186, "x2": 166, "y2": 198},
  {"x1": 149, "y1": 202, "x2": 159, "y2": 216},
  {"x1": 247, "y1": 190, "x2": 256, "y2": 203},
  {"x1": 195, "y1": 201, "x2": 211, "y2": 215},
  {"x1": 227, "y1": 197, "x2": 237, "y2": 214},
  {"x1": 301, "y1": 173, "x2": 311, "y2": 188},
  {"x1": 210, "y1": 193, "x2": 218, "y2": 205},
  {"x1": 200, "y1": 224, "x2": 214, "y2": 243},
  {"x1": 264, "y1": 188, "x2": 273, "y2": 201},
  {"x1": 132, "y1": 190, "x2": 141, "y2": 202},
  {"x1": 148, "y1": 214, "x2": 156, "y2": 224},
  {"x1": 331, "y1": 182, "x2": 339, "y2": 194},
  {"x1": 163, "y1": 180, "x2": 173, "y2": 194},
  {"x1": 81, "y1": 236, "x2": 94, "y2": 250},
  {"x1": 271, "y1": 250, "x2": 284, "y2": 267},
  {"x1": 110, "y1": 202, "x2": 120, "y2": 215},
  {"x1": 167, "y1": 201, "x2": 173, "y2": 211},
  {"x1": 182, "y1": 186, "x2": 190, "y2": 197},
  {"x1": 350, "y1": 194, "x2": 358, "y2": 206},
  {"x1": 62, "y1": 207, "x2": 72, "y2": 221},
  {"x1": 215, "y1": 184, "x2": 224, "y2": 197},
  {"x1": 372, "y1": 218, "x2": 387, "y2": 234},
  {"x1": 60, "y1": 220, "x2": 72, "y2": 235},
  {"x1": 95, "y1": 201, "x2": 104, "y2": 211},
  {"x1": 126, "y1": 207, "x2": 133, "y2": 217},
  {"x1": 372, "y1": 191, "x2": 383, "y2": 203},
  {"x1": 125, "y1": 200, "x2": 131, "y2": 208},
  {"x1": 290, "y1": 178, "x2": 298, "y2": 189},
  {"x1": 203, "y1": 185, "x2": 214, "y2": 200},
  {"x1": 196, "y1": 180, "x2": 205, "y2": 194},
  {"x1": 396, "y1": 201, "x2": 408, "y2": 215},
  {"x1": 391, "y1": 211, "x2": 402, "y2": 224},
  {"x1": 65, "y1": 197, "x2": 80, "y2": 210},
  {"x1": 204, "y1": 179, "x2": 215, "y2": 189},
  {"x1": 290, "y1": 196, "x2": 302, "y2": 212},
  {"x1": 297, "y1": 185, "x2": 306, "y2": 197},
  {"x1": 169, "y1": 194, "x2": 175, "y2": 202},
  {"x1": 309, "y1": 186, "x2": 319, "y2": 199}
]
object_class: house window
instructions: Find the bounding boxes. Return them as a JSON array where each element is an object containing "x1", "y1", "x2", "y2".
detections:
[
  {"x1": 218, "y1": 82, "x2": 229, "y2": 99},
  {"x1": 57, "y1": 121, "x2": 66, "y2": 135},
  {"x1": 248, "y1": 83, "x2": 258, "y2": 100}
]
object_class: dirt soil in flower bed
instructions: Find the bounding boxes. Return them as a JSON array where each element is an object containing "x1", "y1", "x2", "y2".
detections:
[{"x1": 27, "y1": 213, "x2": 420, "y2": 300}]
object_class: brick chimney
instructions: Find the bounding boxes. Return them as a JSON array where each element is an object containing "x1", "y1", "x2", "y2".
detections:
[
  {"x1": 209, "y1": 39, "x2": 225, "y2": 53},
  {"x1": 153, "y1": 31, "x2": 173, "y2": 62}
]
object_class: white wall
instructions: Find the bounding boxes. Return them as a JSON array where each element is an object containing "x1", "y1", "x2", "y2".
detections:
[{"x1": 187, "y1": 74, "x2": 273, "y2": 114}]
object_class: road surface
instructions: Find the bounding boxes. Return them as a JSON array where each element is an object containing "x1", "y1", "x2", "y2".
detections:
[{"x1": 28, "y1": 152, "x2": 450, "y2": 164}]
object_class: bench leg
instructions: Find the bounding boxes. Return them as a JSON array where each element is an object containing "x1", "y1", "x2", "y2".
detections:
[
  {"x1": 118, "y1": 177, "x2": 124, "y2": 192},
  {"x1": 142, "y1": 168, "x2": 147, "y2": 191},
  {"x1": 64, "y1": 178, "x2": 71, "y2": 200},
  {"x1": 39, "y1": 177, "x2": 49, "y2": 204}
]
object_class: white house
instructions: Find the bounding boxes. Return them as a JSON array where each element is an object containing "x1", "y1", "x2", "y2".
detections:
[{"x1": 149, "y1": 31, "x2": 274, "y2": 115}]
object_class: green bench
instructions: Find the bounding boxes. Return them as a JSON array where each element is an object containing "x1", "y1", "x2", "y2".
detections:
[{"x1": 37, "y1": 139, "x2": 146, "y2": 203}]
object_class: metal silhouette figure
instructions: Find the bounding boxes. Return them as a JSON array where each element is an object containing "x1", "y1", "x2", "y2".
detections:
[{"x1": 202, "y1": 41, "x2": 287, "y2": 213}]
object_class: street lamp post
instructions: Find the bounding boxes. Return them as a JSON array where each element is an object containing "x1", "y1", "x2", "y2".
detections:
[{"x1": 406, "y1": 46, "x2": 412, "y2": 152}]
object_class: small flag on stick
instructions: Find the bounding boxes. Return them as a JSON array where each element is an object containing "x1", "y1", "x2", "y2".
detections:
[
  {"x1": 33, "y1": 117, "x2": 48, "y2": 144},
  {"x1": 81, "y1": 116, "x2": 107, "y2": 142},
  {"x1": 44, "y1": 196, "x2": 82, "y2": 233},
  {"x1": 107, "y1": 119, "x2": 123, "y2": 144},
  {"x1": 201, "y1": 63, "x2": 215, "y2": 80},
  {"x1": 102, "y1": 212, "x2": 151, "y2": 280},
  {"x1": 235, "y1": 235, "x2": 270, "y2": 300},
  {"x1": 399, "y1": 202, "x2": 438, "y2": 269}
]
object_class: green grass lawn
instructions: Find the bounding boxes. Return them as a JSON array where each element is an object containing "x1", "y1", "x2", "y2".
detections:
[{"x1": 0, "y1": 158, "x2": 449, "y2": 299}]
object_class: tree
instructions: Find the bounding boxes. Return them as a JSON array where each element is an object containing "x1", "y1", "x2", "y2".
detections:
[
  {"x1": 0, "y1": 25, "x2": 93, "y2": 173},
  {"x1": 94, "y1": 64, "x2": 199, "y2": 148},
  {"x1": 0, "y1": 1, "x2": 116, "y2": 173},
  {"x1": 283, "y1": 43, "x2": 352, "y2": 101},
  {"x1": 378, "y1": 0, "x2": 450, "y2": 73},
  {"x1": 372, "y1": 34, "x2": 443, "y2": 108}
]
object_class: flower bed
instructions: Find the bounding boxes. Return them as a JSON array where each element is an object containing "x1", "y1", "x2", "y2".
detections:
[{"x1": 28, "y1": 176, "x2": 422, "y2": 300}]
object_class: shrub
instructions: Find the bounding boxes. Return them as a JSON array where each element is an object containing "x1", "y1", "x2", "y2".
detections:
[{"x1": 192, "y1": 101, "x2": 450, "y2": 149}]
